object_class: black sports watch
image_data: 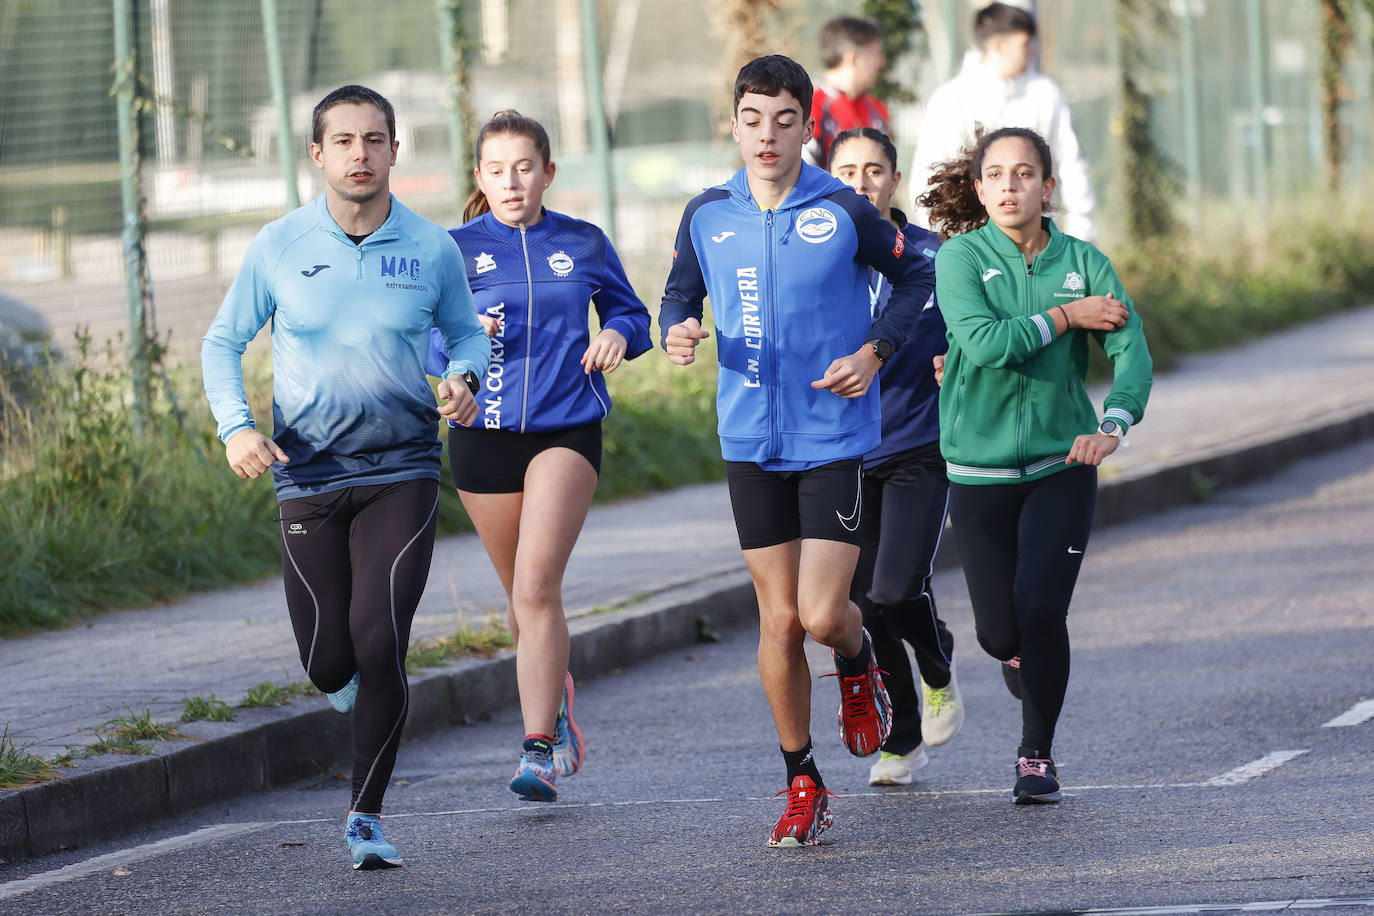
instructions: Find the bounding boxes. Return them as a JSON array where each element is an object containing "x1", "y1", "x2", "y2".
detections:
[
  {"x1": 461, "y1": 370, "x2": 481, "y2": 395},
  {"x1": 867, "y1": 337, "x2": 893, "y2": 364}
]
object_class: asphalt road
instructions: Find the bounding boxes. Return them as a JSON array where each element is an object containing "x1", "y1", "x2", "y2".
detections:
[{"x1": 3, "y1": 441, "x2": 1373, "y2": 915}]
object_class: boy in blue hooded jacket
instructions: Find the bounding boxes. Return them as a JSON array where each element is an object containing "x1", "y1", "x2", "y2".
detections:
[{"x1": 659, "y1": 54, "x2": 935, "y2": 848}]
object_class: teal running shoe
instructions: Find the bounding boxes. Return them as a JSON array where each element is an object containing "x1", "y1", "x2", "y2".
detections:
[
  {"x1": 327, "y1": 672, "x2": 359, "y2": 714},
  {"x1": 551, "y1": 671, "x2": 585, "y2": 777},
  {"x1": 509, "y1": 739, "x2": 557, "y2": 802},
  {"x1": 344, "y1": 813, "x2": 402, "y2": 870}
]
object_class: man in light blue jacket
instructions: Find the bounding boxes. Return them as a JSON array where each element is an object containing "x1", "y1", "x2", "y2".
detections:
[{"x1": 202, "y1": 84, "x2": 488, "y2": 872}]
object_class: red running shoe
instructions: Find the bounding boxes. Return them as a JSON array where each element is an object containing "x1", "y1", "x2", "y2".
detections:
[
  {"x1": 767, "y1": 775, "x2": 836, "y2": 848},
  {"x1": 828, "y1": 629, "x2": 892, "y2": 757}
]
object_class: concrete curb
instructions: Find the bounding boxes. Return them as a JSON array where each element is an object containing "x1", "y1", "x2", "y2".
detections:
[
  {"x1": 0, "y1": 572, "x2": 757, "y2": 863},
  {"x1": 3, "y1": 404, "x2": 1373, "y2": 863}
]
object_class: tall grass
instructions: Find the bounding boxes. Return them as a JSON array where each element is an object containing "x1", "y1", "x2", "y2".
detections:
[
  {"x1": 1112, "y1": 192, "x2": 1374, "y2": 371},
  {"x1": 0, "y1": 328, "x2": 721, "y2": 634},
  {"x1": 0, "y1": 331, "x2": 280, "y2": 633},
  {"x1": 4, "y1": 190, "x2": 1372, "y2": 634}
]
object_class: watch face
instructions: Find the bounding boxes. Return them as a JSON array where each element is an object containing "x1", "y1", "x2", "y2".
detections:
[{"x1": 1099, "y1": 419, "x2": 1119, "y2": 435}]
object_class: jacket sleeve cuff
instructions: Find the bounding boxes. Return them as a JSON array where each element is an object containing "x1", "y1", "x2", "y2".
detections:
[
  {"x1": 1029, "y1": 312, "x2": 1055, "y2": 348},
  {"x1": 1101, "y1": 406, "x2": 1135, "y2": 434}
]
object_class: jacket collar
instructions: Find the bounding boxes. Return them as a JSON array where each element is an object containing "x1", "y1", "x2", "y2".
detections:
[
  {"x1": 313, "y1": 193, "x2": 404, "y2": 244},
  {"x1": 474, "y1": 208, "x2": 558, "y2": 239},
  {"x1": 979, "y1": 216, "x2": 1065, "y2": 263},
  {"x1": 719, "y1": 162, "x2": 848, "y2": 212}
]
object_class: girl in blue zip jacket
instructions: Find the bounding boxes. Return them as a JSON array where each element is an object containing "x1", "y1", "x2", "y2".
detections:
[
  {"x1": 428, "y1": 111, "x2": 652, "y2": 803},
  {"x1": 829, "y1": 128, "x2": 964, "y2": 789}
]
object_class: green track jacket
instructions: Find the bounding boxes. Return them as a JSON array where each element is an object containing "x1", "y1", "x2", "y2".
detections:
[{"x1": 935, "y1": 218, "x2": 1153, "y2": 486}]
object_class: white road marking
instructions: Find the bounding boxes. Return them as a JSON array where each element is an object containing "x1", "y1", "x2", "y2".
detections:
[
  {"x1": 1322, "y1": 698, "x2": 1374, "y2": 728},
  {"x1": 1203, "y1": 750, "x2": 1308, "y2": 787},
  {"x1": 1068, "y1": 897, "x2": 1374, "y2": 914},
  {"x1": 0, "y1": 757, "x2": 1322, "y2": 898},
  {"x1": 0, "y1": 822, "x2": 268, "y2": 901}
]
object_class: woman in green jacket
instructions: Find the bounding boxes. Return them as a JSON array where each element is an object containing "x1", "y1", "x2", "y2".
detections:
[{"x1": 919, "y1": 126, "x2": 1152, "y2": 804}]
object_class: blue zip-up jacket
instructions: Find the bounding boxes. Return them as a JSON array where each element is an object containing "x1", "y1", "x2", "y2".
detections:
[
  {"x1": 865, "y1": 215, "x2": 946, "y2": 466},
  {"x1": 427, "y1": 209, "x2": 652, "y2": 433},
  {"x1": 659, "y1": 163, "x2": 936, "y2": 468},
  {"x1": 202, "y1": 194, "x2": 490, "y2": 500}
]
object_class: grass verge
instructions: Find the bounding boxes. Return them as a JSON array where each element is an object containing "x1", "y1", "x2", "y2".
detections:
[
  {"x1": 407, "y1": 613, "x2": 514, "y2": 671},
  {"x1": 0, "y1": 726, "x2": 58, "y2": 790},
  {"x1": 89, "y1": 707, "x2": 186, "y2": 756},
  {"x1": 181, "y1": 695, "x2": 236, "y2": 722}
]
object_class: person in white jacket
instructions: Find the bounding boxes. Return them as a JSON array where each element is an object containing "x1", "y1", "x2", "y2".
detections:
[{"x1": 910, "y1": 2, "x2": 1096, "y2": 241}]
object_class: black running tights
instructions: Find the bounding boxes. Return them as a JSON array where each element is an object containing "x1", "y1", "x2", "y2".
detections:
[
  {"x1": 947, "y1": 465, "x2": 1096, "y2": 756},
  {"x1": 850, "y1": 444, "x2": 954, "y2": 755},
  {"x1": 278, "y1": 478, "x2": 439, "y2": 814}
]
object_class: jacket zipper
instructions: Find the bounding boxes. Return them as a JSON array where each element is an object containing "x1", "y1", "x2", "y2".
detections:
[
  {"x1": 355, "y1": 242, "x2": 363, "y2": 280},
  {"x1": 764, "y1": 209, "x2": 779, "y2": 458},
  {"x1": 518, "y1": 224, "x2": 534, "y2": 433},
  {"x1": 1016, "y1": 255, "x2": 1036, "y2": 472}
]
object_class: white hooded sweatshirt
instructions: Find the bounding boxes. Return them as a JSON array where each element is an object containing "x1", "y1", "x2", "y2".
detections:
[{"x1": 910, "y1": 51, "x2": 1097, "y2": 242}]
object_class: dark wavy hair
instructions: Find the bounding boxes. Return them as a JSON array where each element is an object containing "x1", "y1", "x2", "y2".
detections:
[
  {"x1": 734, "y1": 54, "x2": 813, "y2": 121},
  {"x1": 464, "y1": 110, "x2": 553, "y2": 223},
  {"x1": 917, "y1": 125, "x2": 1054, "y2": 240}
]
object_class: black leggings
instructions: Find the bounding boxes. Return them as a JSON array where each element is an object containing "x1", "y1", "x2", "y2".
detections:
[
  {"x1": 850, "y1": 442, "x2": 954, "y2": 755},
  {"x1": 278, "y1": 478, "x2": 439, "y2": 814},
  {"x1": 947, "y1": 464, "x2": 1096, "y2": 757}
]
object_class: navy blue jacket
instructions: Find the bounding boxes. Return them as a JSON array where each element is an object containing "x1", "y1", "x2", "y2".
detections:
[
  {"x1": 659, "y1": 164, "x2": 935, "y2": 468},
  {"x1": 429, "y1": 209, "x2": 651, "y2": 433},
  {"x1": 865, "y1": 216, "x2": 946, "y2": 466}
]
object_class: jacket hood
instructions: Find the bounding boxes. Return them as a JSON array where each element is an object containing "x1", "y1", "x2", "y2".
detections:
[
  {"x1": 718, "y1": 162, "x2": 849, "y2": 212},
  {"x1": 957, "y1": 50, "x2": 1038, "y2": 97}
]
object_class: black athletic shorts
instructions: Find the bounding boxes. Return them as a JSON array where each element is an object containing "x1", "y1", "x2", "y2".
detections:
[
  {"x1": 448, "y1": 421, "x2": 602, "y2": 493},
  {"x1": 724, "y1": 458, "x2": 864, "y2": 550}
]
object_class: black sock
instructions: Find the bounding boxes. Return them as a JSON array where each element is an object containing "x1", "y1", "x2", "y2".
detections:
[
  {"x1": 1017, "y1": 746, "x2": 1052, "y2": 760},
  {"x1": 834, "y1": 630, "x2": 872, "y2": 677},
  {"x1": 781, "y1": 740, "x2": 823, "y2": 789}
]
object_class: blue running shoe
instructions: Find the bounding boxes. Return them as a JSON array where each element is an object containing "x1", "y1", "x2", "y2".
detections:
[
  {"x1": 551, "y1": 671, "x2": 585, "y2": 777},
  {"x1": 327, "y1": 672, "x2": 359, "y2": 714},
  {"x1": 509, "y1": 740, "x2": 557, "y2": 802},
  {"x1": 344, "y1": 813, "x2": 402, "y2": 870}
]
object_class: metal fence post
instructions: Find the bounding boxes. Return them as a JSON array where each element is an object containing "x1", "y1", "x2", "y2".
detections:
[
  {"x1": 1245, "y1": 0, "x2": 1269, "y2": 214},
  {"x1": 580, "y1": 0, "x2": 616, "y2": 244},
  {"x1": 436, "y1": 0, "x2": 476, "y2": 203},
  {"x1": 942, "y1": 0, "x2": 962, "y2": 79},
  {"x1": 1177, "y1": 0, "x2": 1203, "y2": 234},
  {"x1": 261, "y1": 0, "x2": 301, "y2": 210},
  {"x1": 112, "y1": 0, "x2": 151, "y2": 428}
]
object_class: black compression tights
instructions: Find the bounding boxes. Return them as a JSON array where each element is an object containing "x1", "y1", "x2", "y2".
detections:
[
  {"x1": 278, "y1": 478, "x2": 439, "y2": 814},
  {"x1": 947, "y1": 465, "x2": 1096, "y2": 756}
]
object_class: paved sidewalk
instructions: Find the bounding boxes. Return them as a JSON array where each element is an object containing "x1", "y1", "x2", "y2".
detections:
[{"x1": 2, "y1": 304, "x2": 1373, "y2": 861}]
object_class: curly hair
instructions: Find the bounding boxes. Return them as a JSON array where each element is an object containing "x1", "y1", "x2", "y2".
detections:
[{"x1": 917, "y1": 125, "x2": 1054, "y2": 240}]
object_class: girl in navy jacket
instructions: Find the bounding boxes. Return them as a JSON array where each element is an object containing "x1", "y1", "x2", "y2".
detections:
[
  {"x1": 429, "y1": 111, "x2": 651, "y2": 803},
  {"x1": 829, "y1": 128, "x2": 963, "y2": 788}
]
